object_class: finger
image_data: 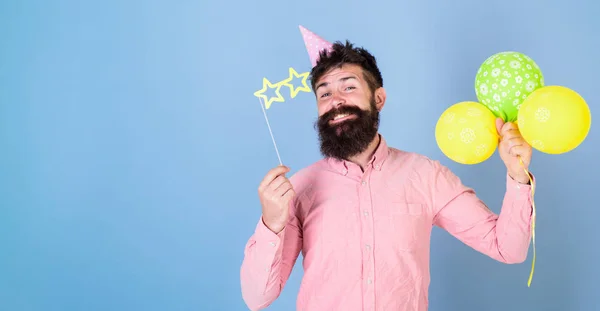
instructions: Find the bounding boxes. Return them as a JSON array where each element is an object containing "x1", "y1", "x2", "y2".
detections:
[
  {"x1": 281, "y1": 187, "x2": 296, "y2": 201},
  {"x1": 500, "y1": 122, "x2": 519, "y2": 135},
  {"x1": 258, "y1": 166, "x2": 290, "y2": 191},
  {"x1": 502, "y1": 136, "x2": 525, "y2": 148},
  {"x1": 270, "y1": 175, "x2": 289, "y2": 193},
  {"x1": 500, "y1": 132, "x2": 520, "y2": 142},
  {"x1": 506, "y1": 142, "x2": 524, "y2": 157},
  {"x1": 508, "y1": 145, "x2": 529, "y2": 158},
  {"x1": 273, "y1": 179, "x2": 293, "y2": 196},
  {"x1": 269, "y1": 182, "x2": 293, "y2": 204},
  {"x1": 500, "y1": 129, "x2": 523, "y2": 141},
  {"x1": 263, "y1": 177, "x2": 288, "y2": 201},
  {"x1": 495, "y1": 118, "x2": 505, "y2": 135},
  {"x1": 501, "y1": 121, "x2": 518, "y2": 130}
]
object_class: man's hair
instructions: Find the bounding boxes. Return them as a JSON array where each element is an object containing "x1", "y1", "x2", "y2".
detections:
[{"x1": 310, "y1": 40, "x2": 383, "y2": 94}]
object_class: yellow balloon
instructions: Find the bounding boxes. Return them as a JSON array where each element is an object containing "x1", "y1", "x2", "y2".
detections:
[
  {"x1": 518, "y1": 85, "x2": 591, "y2": 154},
  {"x1": 435, "y1": 101, "x2": 499, "y2": 165}
]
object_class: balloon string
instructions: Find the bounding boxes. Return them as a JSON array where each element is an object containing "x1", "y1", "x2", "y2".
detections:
[{"x1": 519, "y1": 157, "x2": 536, "y2": 287}]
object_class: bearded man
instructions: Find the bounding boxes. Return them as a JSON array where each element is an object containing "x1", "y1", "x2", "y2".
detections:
[{"x1": 240, "y1": 28, "x2": 534, "y2": 311}]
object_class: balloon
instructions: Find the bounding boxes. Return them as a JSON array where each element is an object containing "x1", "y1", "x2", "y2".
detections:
[
  {"x1": 435, "y1": 101, "x2": 499, "y2": 165},
  {"x1": 475, "y1": 51, "x2": 544, "y2": 122},
  {"x1": 518, "y1": 85, "x2": 591, "y2": 154}
]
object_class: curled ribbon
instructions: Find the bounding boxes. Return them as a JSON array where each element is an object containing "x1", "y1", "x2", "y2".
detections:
[{"x1": 519, "y1": 157, "x2": 536, "y2": 287}]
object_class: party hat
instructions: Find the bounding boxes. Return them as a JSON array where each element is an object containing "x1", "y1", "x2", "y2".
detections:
[{"x1": 299, "y1": 25, "x2": 333, "y2": 68}]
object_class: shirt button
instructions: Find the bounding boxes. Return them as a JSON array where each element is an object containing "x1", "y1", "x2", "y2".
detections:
[
  {"x1": 366, "y1": 244, "x2": 371, "y2": 250},
  {"x1": 269, "y1": 242, "x2": 276, "y2": 247},
  {"x1": 367, "y1": 278, "x2": 372, "y2": 284},
  {"x1": 375, "y1": 164, "x2": 380, "y2": 169},
  {"x1": 361, "y1": 181, "x2": 367, "y2": 185},
  {"x1": 363, "y1": 211, "x2": 369, "y2": 216}
]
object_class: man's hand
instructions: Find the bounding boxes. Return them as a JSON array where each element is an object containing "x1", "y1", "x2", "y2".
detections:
[
  {"x1": 496, "y1": 118, "x2": 533, "y2": 184},
  {"x1": 258, "y1": 166, "x2": 295, "y2": 234}
]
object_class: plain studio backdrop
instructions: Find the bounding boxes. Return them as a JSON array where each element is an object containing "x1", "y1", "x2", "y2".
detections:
[{"x1": 1, "y1": 0, "x2": 598, "y2": 310}]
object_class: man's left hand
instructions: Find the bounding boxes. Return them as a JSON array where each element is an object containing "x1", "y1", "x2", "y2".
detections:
[{"x1": 496, "y1": 118, "x2": 533, "y2": 184}]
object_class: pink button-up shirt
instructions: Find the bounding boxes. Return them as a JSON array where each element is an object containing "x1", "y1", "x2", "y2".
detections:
[{"x1": 241, "y1": 135, "x2": 533, "y2": 311}]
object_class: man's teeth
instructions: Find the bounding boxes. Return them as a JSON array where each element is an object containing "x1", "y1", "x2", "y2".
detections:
[{"x1": 333, "y1": 113, "x2": 349, "y2": 120}]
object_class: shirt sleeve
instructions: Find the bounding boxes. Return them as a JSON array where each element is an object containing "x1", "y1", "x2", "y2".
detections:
[
  {"x1": 429, "y1": 160, "x2": 534, "y2": 264},
  {"x1": 240, "y1": 201, "x2": 303, "y2": 310}
]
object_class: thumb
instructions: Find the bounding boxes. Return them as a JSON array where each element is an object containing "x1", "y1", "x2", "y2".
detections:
[{"x1": 495, "y1": 117, "x2": 504, "y2": 135}]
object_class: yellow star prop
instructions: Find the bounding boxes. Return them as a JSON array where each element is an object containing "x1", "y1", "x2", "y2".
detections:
[
  {"x1": 280, "y1": 67, "x2": 311, "y2": 98},
  {"x1": 253, "y1": 77, "x2": 285, "y2": 109}
]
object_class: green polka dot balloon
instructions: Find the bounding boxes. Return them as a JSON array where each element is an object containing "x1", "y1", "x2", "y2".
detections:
[{"x1": 474, "y1": 52, "x2": 544, "y2": 122}]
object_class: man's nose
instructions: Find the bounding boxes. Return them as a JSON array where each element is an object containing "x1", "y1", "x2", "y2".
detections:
[{"x1": 331, "y1": 91, "x2": 345, "y2": 108}]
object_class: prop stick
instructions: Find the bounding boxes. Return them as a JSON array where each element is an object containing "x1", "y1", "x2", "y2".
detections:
[
  {"x1": 257, "y1": 96, "x2": 283, "y2": 165},
  {"x1": 251, "y1": 25, "x2": 335, "y2": 166}
]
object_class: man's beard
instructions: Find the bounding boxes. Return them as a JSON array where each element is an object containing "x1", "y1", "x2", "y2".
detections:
[{"x1": 315, "y1": 97, "x2": 380, "y2": 160}]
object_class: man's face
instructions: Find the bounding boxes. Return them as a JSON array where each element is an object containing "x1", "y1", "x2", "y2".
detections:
[{"x1": 313, "y1": 64, "x2": 381, "y2": 160}]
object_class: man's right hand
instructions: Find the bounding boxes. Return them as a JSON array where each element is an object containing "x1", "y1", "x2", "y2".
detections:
[{"x1": 258, "y1": 165, "x2": 295, "y2": 234}]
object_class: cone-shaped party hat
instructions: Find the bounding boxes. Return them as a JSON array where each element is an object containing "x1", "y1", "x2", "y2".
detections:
[{"x1": 299, "y1": 25, "x2": 333, "y2": 68}]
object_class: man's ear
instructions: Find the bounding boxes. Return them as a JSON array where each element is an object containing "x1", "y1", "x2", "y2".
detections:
[{"x1": 374, "y1": 87, "x2": 386, "y2": 111}]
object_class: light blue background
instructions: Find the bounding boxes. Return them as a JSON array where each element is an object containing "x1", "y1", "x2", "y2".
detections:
[{"x1": 1, "y1": 0, "x2": 598, "y2": 310}]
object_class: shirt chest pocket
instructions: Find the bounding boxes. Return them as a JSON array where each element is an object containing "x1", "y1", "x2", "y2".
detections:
[{"x1": 388, "y1": 203, "x2": 428, "y2": 252}]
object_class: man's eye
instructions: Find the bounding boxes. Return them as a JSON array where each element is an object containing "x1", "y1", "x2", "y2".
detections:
[
  {"x1": 320, "y1": 92, "x2": 331, "y2": 98},
  {"x1": 345, "y1": 86, "x2": 356, "y2": 90}
]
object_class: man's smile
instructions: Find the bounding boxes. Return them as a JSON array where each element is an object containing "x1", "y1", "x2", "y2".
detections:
[{"x1": 329, "y1": 113, "x2": 357, "y2": 125}]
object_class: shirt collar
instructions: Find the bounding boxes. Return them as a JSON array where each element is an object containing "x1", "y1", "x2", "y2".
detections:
[{"x1": 327, "y1": 134, "x2": 390, "y2": 175}]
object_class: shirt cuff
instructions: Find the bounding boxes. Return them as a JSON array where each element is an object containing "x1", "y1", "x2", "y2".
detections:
[
  {"x1": 252, "y1": 217, "x2": 286, "y2": 253},
  {"x1": 506, "y1": 171, "x2": 535, "y2": 193}
]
